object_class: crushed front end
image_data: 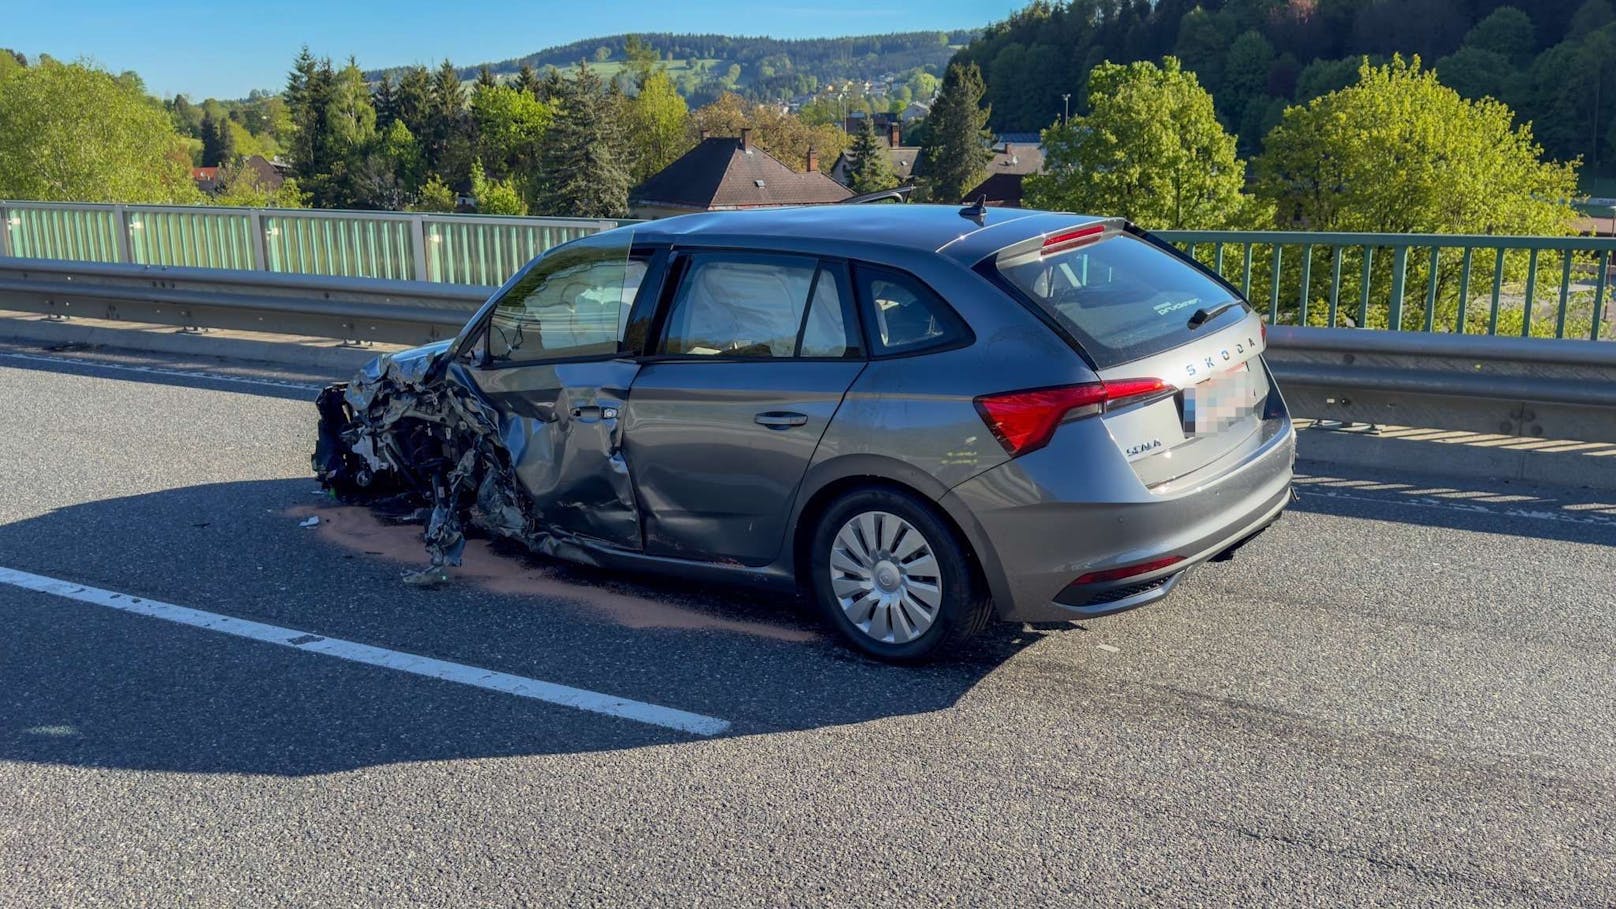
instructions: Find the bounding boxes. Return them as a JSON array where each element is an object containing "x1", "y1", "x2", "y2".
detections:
[{"x1": 312, "y1": 345, "x2": 540, "y2": 580}]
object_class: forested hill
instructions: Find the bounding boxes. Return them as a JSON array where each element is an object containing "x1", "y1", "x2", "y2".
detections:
[
  {"x1": 367, "y1": 31, "x2": 975, "y2": 101},
  {"x1": 955, "y1": 0, "x2": 1610, "y2": 171}
]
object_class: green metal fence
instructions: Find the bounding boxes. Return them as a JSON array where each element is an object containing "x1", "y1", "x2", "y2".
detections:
[
  {"x1": 4, "y1": 205, "x2": 1611, "y2": 340},
  {"x1": 0, "y1": 201, "x2": 623, "y2": 287},
  {"x1": 1156, "y1": 230, "x2": 1616, "y2": 341}
]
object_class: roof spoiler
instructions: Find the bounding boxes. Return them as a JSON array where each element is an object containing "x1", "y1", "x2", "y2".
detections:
[{"x1": 840, "y1": 184, "x2": 917, "y2": 205}]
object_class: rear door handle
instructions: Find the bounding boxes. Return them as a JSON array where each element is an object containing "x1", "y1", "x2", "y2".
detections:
[{"x1": 754, "y1": 411, "x2": 809, "y2": 429}]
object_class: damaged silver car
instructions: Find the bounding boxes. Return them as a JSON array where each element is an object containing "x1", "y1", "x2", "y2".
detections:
[{"x1": 314, "y1": 206, "x2": 1295, "y2": 661}]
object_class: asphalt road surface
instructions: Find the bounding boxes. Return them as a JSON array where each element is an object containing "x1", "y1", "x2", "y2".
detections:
[{"x1": 1, "y1": 342, "x2": 1613, "y2": 907}]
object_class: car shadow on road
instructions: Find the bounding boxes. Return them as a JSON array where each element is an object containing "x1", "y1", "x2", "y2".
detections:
[{"x1": 0, "y1": 478, "x2": 1057, "y2": 776}]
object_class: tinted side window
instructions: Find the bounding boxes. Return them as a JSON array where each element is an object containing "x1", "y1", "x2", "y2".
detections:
[
  {"x1": 660, "y1": 253, "x2": 816, "y2": 358},
  {"x1": 487, "y1": 244, "x2": 646, "y2": 364},
  {"x1": 853, "y1": 264, "x2": 969, "y2": 356}
]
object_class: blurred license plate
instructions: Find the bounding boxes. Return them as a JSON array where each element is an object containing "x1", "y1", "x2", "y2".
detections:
[{"x1": 1182, "y1": 363, "x2": 1257, "y2": 434}]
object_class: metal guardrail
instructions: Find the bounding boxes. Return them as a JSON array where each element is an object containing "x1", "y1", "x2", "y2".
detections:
[
  {"x1": 3, "y1": 256, "x2": 1616, "y2": 442},
  {"x1": 1157, "y1": 230, "x2": 1616, "y2": 341},
  {"x1": 0, "y1": 201, "x2": 622, "y2": 288},
  {"x1": 0, "y1": 258, "x2": 480, "y2": 345},
  {"x1": 1263, "y1": 326, "x2": 1616, "y2": 441}
]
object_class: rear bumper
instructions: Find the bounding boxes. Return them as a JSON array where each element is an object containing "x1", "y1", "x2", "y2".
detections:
[{"x1": 942, "y1": 416, "x2": 1296, "y2": 624}]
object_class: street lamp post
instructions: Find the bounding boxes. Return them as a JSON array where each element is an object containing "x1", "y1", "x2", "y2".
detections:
[{"x1": 1062, "y1": 93, "x2": 1071, "y2": 124}]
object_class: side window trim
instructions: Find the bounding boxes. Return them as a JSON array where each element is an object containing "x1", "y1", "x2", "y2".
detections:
[{"x1": 791, "y1": 266, "x2": 826, "y2": 358}]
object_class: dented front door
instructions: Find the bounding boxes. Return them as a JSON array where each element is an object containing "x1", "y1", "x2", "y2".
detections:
[
  {"x1": 465, "y1": 359, "x2": 642, "y2": 550},
  {"x1": 458, "y1": 233, "x2": 649, "y2": 551}
]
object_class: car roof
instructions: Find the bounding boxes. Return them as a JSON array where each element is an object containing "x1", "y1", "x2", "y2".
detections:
[{"x1": 617, "y1": 205, "x2": 1109, "y2": 265}]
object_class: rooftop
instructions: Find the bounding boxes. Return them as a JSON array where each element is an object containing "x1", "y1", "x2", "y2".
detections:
[{"x1": 631, "y1": 136, "x2": 853, "y2": 211}]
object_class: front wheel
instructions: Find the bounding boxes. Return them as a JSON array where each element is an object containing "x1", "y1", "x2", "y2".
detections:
[{"x1": 808, "y1": 487, "x2": 991, "y2": 662}]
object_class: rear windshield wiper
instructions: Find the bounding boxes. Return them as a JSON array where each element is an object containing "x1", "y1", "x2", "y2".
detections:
[{"x1": 1187, "y1": 300, "x2": 1240, "y2": 329}]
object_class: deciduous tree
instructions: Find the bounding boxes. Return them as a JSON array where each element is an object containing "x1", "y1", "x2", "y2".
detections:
[
  {"x1": 1256, "y1": 56, "x2": 1578, "y2": 235},
  {"x1": 1027, "y1": 57, "x2": 1262, "y2": 230},
  {"x1": 0, "y1": 58, "x2": 198, "y2": 203}
]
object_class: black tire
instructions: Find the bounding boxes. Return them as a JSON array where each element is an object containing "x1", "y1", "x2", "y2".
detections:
[{"x1": 808, "y1": 486, "x2": 992, "y2": 662}]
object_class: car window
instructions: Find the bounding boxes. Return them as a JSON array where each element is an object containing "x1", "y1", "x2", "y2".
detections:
[
  {"x1": 486, "y1": 241, "x2": 646, "y2": 364},
  {"x1": 993, "y1": 233, "x2": 1240, "y2": 368},
  {"x1": 798, "y1": 265, "x2": 860, "y2": 358},
  {"x1": 660, "y1": 254, "x2": 817, "y2": 358},
  {"x1": 853, "y1": 264, "x2": 969, "y2": 356}
]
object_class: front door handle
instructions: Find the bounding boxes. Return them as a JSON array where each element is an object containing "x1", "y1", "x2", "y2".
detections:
[{"x1": 754, "y1": 411, "x2": 809, "y2": 429}]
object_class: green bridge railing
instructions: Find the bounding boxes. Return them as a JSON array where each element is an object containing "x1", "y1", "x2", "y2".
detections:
[
  {"x1": 1156, "y1": 230, "x2": 1615, "y2": 341},
  {"x1": 0, "y1": 201, "x2": 624, "y2": 288},
  {"x1": 1, "y1": 203, "x2": 1610, "y2": 341}
]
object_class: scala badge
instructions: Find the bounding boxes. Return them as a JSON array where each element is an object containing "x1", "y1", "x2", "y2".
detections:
[{"x1": 1125, "y1": 439, "x2": 1163, "y2": 459}]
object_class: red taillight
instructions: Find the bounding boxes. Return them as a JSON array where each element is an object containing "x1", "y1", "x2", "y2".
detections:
[
  {"x1": 974, "y1": 378, "x2": 1171, "y2": 456},
  {"x1": 1041, "y1": 224, "x2": 1107, "y2": 255},
  {"x1": 1071, "y1": 555, "x2": 1184, "y2": 586}
]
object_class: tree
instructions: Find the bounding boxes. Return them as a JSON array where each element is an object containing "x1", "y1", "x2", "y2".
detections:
[
  {"x1": 470, "y1": 161, "x2": 526, "y2": 214},
  {"x1": 534, "y1": 64, "x2": 631, "y2": 218},
  {"x1": 470, "y1": 82, "x2": 552, "y2": 206},
  {"x1": 414, "y1": 173, "x2": 457, "y2": 212},
  {"x1": 845, "y1": 118, "x2": 898, "y2": 193},
  {"x1": 1027, "y1": 57, "x2": 1262, "y2": 230},
  {"x1": 0, "y1": 58, "x2": 198, "y2": 203},
  {"x1": 623, "y1": 68, "x2": 690, "y2": 183},
  {"x1": 689, "y1": 92, "x2": 846, "y2": 171},
  {"x1": 199, "y1": 110, "x2": 236, "y2": 165},
  {"x1": 424, "y1": 59, "x2": 469, "y2": 180},
  {"x1": 919, "y1": 61, "x2": 993, "y2": 204},
  {"x1": 1462, "y1": 7, "x2": 1536, "y2": 64},
  {"x1": 212, "y1": 161, "x2": 309, "y2": 208},
  {"x1": 1256, "y1": 57, "x2": 1577, "y2": 236},
  {"x1": 513, "y1": 63, "x2": 540, "y2": 96}
]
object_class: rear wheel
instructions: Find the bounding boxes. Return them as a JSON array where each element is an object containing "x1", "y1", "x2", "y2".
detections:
[{"x1": 808, "y1": 487, "x2": 991, "y2": 662}]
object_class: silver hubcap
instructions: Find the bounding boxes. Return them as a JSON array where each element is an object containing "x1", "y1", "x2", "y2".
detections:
[{"x1": 829, "y1": 511, "x2": 942, "y2": 645}]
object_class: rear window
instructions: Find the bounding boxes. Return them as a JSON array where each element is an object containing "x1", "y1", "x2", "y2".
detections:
[{"x1": 992, "y1": 234, "x2": 1241, "y2": 367}]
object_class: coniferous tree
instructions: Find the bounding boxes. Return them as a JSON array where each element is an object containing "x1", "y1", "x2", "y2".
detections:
[
  {"x1": 425, "y1": 59, "x2": 467, "y2": 179},
  {"x1": 393, "y1": 65, "x2": 433, "y2": 138},
  {"x1": 919, "y1": 61, "x2": 992, "y2": 204},
  {"x1": 199, "y1": 110, "x2": 236, "y2": 166},
  {"x1": 846, "y1": 117, "x2": 898, "y2": 193},
  {"x1": 284, "y1": 47, "x2": 322, "y2": 179},
  {"x1": 536, "y1": 64, "x2": 630, "y2": 218},
  {"x1": 476, "y1": 65, "x2": 497, "y2": 89},
  {"x1": 372, "y1": 74, "x2": 397, "y2": 129},
  {"x1": 513, "y1": 63, "x2": 540, "y2": 96}
]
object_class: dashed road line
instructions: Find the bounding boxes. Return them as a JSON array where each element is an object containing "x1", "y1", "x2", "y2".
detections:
[
  {"x1": 0, "y1": 566, "x2": 731, "y2": 736},
  {"x1": 1297, "y1": 486, "x2": 1616, "y2": 529}
]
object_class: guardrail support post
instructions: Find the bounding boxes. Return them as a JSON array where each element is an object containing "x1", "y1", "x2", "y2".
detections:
[
  {"x1": 409, "y1": 215, "x2": 430, "y2": 283},
  {"x1": 249, "y1": 210, "x2": 269, "y2": 272},
  {"x1": 114, "y1": 205, "x2": 134, "y2": 265},
  {"x1": 1387, "y1": 246, "x2": 1408, "y2": 331}
]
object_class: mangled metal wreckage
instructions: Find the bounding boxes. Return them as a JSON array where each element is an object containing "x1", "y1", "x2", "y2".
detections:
[{"x1": 312, "y1": 343, "x2": 636, "y2": 582}]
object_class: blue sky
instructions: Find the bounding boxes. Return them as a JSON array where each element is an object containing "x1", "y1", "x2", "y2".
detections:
[{"x1": 7, "y1": 0, "x2": 1016, "y2": 100}]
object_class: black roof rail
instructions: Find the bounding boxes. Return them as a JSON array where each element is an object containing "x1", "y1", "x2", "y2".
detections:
[{"x1": 840, "y1": 185, "x2": 917, "y2": 205}]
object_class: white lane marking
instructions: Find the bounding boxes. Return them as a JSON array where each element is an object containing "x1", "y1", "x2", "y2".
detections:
[
  {"x1": 1298, "y1": 487, "x2": 1616, "y2": 529},
  {"x1": 0, "y1": 566, "x2": 730, "y2": 736},
  {"x1": 0, "y1": 351, "x2": 325, "y2": 392}
]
